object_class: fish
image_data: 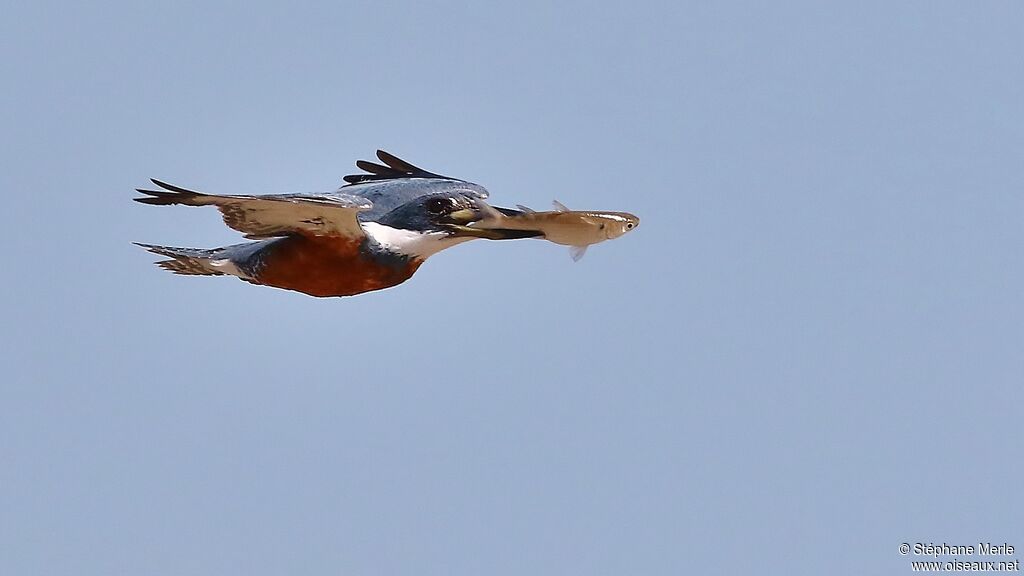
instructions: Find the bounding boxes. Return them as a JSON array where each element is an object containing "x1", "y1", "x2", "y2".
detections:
[{"x1": 472, "y1": 200, "x2": 639, "y2": 261}]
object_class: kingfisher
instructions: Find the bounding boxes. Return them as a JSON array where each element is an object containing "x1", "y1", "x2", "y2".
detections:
[{"x1": 134, "y1": 150, "x2": 539, "y2": 297}]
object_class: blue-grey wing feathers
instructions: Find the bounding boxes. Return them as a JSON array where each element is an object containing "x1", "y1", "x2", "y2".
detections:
[
  {"x1": 134, "y1": 180, "x2": 371, "y2": 239},
  {"x1": 343, "y1": 150, "x2": 455, "y2": 184}
]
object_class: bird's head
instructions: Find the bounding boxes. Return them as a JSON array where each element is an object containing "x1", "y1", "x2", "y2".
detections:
[{"x1": 359, "y1": 182, "x2": 539, "y2": 259}]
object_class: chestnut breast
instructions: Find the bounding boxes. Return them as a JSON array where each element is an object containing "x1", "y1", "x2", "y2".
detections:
[{"x1": 252, "y1": 234, "x2": 422, "y2": 297}]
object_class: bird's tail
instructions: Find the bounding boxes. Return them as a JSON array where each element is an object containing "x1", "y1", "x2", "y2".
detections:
[{"x1": 134, "y1": 243, "x2": 227, "y2": 276}]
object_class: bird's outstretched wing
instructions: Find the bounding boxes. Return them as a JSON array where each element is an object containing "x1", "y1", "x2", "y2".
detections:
[
  {"x1": 134, "y1": 179, "x2": 372, "y2": 239},
  {"x1": 343, "y1": 150, "x2": 458, "y2": 184}
]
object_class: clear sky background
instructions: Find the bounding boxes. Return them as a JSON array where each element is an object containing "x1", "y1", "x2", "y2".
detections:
[{"x1": 2, "y1": 1, "x2": 1022, "y2": 574}]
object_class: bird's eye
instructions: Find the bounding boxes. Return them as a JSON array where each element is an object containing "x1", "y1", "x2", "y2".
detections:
[{"x1": 426, "y1": 198, "x2": 450, "y2": 214}]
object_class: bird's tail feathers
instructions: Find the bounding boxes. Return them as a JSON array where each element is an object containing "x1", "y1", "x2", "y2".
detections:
[{"x1": 134, "y1": 243, "x2": 226, "y2": 276}]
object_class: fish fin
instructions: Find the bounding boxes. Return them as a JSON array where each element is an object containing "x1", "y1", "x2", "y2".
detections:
[
  {"x1": 552, "y1": 200, "x2": 570, "y2": 212},
  {"x1": 476, "y1": 200, "x2": 504, "y2": 221},
  {"x1": 570, "y1": 245, "x2": 588, "y2": 262},
  {"x1": 515, "y1": 204, "x2": 536, "y2": 213}
]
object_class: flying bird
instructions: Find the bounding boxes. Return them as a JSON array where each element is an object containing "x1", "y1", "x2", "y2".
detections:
[{"x1": 134, "y1": 150, "x2": 539, "y2": 297}]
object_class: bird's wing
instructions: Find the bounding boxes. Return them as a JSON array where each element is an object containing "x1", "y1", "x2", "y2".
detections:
[
  {"x1": 342, "y1": 150, "x2": 457, "y2": 184},
  {"x1": 134, "y1": 179, "x2": 372, "y2": 239}
]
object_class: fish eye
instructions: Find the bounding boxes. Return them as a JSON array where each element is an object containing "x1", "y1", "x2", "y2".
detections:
[
  {"x1": 626, "y1": 223, "x2": 634, "y2": 229},
  {"x1": 425, "y1": 198, "x2": 450, "y2": 214}
]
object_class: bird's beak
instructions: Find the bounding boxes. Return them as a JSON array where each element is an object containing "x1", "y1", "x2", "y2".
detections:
[
  {"x1": 443, "y1": 224, "x2": 540, "y2": 240},
  {"x1": 442, "y1": 203, "x2": 542, "y2": 240},
  {"x1": 446, "y1": 207, "x2": 480, "y2": 224}
]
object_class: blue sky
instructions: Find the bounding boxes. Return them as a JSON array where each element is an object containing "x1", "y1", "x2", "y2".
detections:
[{"x1": 2, "y1": 1, "x2": 1022, "y2": 574}]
